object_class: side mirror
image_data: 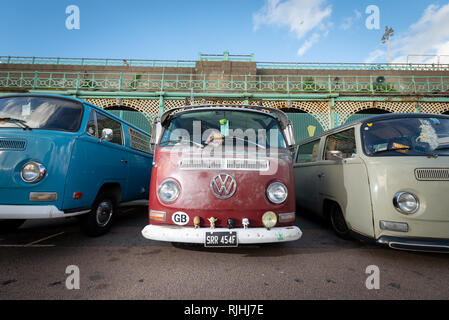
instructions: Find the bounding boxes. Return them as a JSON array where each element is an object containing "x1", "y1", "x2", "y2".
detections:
[
  {"x1": 150, "y1": 118, "x2": 162, "y2": 146},
  {"x1": 100, "y1": 128, "x2": 113, "y2": 142},
  {"x1": 326, "y1": 150, "x2": 343, "y2": 160},
  {"x1": 283, "y1": 121, "x2": 296, "y2": 147}
]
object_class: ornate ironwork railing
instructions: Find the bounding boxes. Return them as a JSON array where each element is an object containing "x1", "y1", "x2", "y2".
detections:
[
  {"x1": 2, "y1": 55, "x2": 449, "y2": 71},
  {"x1": 256, "y1": 61, "x2": 449, "y2": 71},
  {"x1": 1, "y1": 71, "x2": 449, "y2": 94}
]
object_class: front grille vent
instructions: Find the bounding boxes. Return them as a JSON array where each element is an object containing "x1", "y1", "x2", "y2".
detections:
[
  {"x1": 0, "y1": 139, "x2": 26, "y2": 150},
  {"x1": 415, "y1": 168, "x2": 449, "y2": 181},
  {"x1": 179, "y1": 158, "x2": 269, "y2": 171}
]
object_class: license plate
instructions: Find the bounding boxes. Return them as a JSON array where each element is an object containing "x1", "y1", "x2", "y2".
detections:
[{"x1": 205, "y1": 231, "x2": 238, "y2": 247}]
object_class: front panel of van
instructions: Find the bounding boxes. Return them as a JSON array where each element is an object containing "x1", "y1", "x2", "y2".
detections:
[
  {"x1": 366, "y1": 158, "x2": 449, "y2": 240},
  {"x1": 0, "y1": 95, "x2": 85, "y2": 215},
  {"x1": 0, "y1": 129, "x2": 76, "y2": 209}
]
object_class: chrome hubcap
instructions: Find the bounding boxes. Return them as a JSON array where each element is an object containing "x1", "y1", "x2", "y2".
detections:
[{"x1": 96, "y1": 201, "x2": 113, "y2": 227}]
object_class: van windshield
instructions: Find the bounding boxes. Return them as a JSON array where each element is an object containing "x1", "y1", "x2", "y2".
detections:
[
  {"x1": 160, "y1": 109, "x2": 287, "y2": 149},
  {"x1": 0, "y1": 96, "x2": 83, "y2": 132},
  {"x1": 362, "y1": 117, "x2": 449, "y2": 157}
]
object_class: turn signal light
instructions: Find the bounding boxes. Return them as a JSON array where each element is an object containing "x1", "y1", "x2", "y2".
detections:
[
  {"x1": 278, "y1": 212, "x2": 296, "y2": 223},
  {"x1": 73, "y1": 192, "x2": 83, "y2": 199},
  {"x1": 150, "y1": 210, "x2": 167, "y2": 221},
  {"x1": 29, "y1": 192, "x2": 57, "y2": 202}
]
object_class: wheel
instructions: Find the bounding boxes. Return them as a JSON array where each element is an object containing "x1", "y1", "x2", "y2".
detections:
[
  {"x1": 0, "y1": 219, "x2": 26, "y2": 233},
  {"x1": 81, "y1": 192, "x2": 117, "y2": 237},
  {"x1": 329, "y1": 204, "x2": 352, "y2": 240}
]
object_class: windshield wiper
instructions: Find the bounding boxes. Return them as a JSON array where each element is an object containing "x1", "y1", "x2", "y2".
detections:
[
  {"x1": 159, "y1": 139, "x2": 204, "y2": 148},
  {"x1": 371, "y1": 146, "x2": 437, "y2": 158},
  {"x1": 224, "y1": 136, "x2": 267, "y2": 149},
  {"x1": 0, "y1": 117, "x2": 32, "y2": 130}
]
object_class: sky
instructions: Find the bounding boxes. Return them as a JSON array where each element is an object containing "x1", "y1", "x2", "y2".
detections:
[{"x1": 1, "y1": 0, "x2": 449, "y2": 64}]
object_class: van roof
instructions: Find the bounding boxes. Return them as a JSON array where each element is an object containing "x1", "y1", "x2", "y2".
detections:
[
  {"x1": 160, "y1": 104, "x2": 290, "y2": 129},
  {"x1": 0, "y1": 93, "x2": 150, "y2": 136},
  {"x1": 298, "y1": 113, "x2": 449, "y2": 145}
]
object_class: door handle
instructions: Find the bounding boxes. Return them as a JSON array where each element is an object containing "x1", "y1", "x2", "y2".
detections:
[
  {"x1": 318, "y1": 173, "x2": 325, "y2": 178},
  {"x1": 121, "y1": 159, "x2": 128, "y2": 164}
]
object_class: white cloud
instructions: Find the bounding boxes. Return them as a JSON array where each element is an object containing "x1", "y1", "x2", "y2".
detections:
[
  {"x1": 364, "y1": 49, "x2": 386, "y2": 63},
  {"x1": 253, "y1": 0, "x2": 332, "y2": 56},
  {"x1": 390, "y1": 3, "x2": 449, "y2": 63},
  {"x1": 340, "y1": 9, "x2": 362, "y2": 31},
  {"x1": 297, "y1": 32, "x2": 321, "y2": 56}
]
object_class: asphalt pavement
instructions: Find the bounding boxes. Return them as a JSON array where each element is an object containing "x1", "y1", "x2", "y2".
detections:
[{"x1": 0, "y1": 206, "x2": 448, "y2": 300}]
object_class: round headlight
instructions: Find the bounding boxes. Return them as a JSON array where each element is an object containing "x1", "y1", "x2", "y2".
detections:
[
  {"x1": 262, "y1": 211, "x2": 277, "y2": 229},
  {"x1": 21, "y1": 161, "x2": 46, "y2": 183},
  {"x1": 266, "y1": 182, "x2": 288, "y2": 204},
  {"x1": 157, "y1": 179, "x2": 180, "y2": 203},
  {"x1": 393, "y1": 192, "x2": 419, "y2": 214}
]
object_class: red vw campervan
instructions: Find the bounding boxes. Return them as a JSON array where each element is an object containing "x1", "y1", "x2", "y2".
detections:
[{"x1": 141, "y1": 104, "x2": 302, "y2": 247}]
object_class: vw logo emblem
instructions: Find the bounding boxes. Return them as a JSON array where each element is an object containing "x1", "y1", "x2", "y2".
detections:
[{"x1": 210, "y1": 173, "x2": 237, "y2": 199}]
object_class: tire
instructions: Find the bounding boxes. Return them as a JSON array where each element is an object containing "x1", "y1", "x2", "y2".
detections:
[
  {"x1": 0, "y1": 219, "x2": 26, "y2": 233},
  {"x1": 81, "y1": 192, "x2": 118, "y2": 237},
  {"x1": 329, "y1": 204, "x2": 352, "y2": 240}
]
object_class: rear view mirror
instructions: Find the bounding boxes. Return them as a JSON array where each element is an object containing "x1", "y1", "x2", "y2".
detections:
[{"x1": 100, "y1": 128, "x2": 113, "y2": 142}]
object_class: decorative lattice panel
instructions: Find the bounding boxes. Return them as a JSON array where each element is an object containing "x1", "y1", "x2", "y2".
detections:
[
  {"x1": 419, "y1": 102, "x2": 449, "y2": 114},
  {"x1": 255, "y1": 101, "x2": 331, "y2": 130},
  {"x1": 335, "y1": 101, "x2": 383, "y2": 125},
  {"x1": 164, "y1": 99, "x2": 188, "y2": 110},
  {"x1": 376, "y1": 102, "x2": 415, "y2": 113},
  {"x1": 85, "y1": 98, "x2": 160, "y2": 114}
]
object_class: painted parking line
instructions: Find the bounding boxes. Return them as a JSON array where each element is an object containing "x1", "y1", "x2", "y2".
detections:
[
  {"x1": 0, "y1": 231, "x2": 64, "y2": 248},
  {"x1": 24, "y1": 231, "x2": 65, "y2": 246}
]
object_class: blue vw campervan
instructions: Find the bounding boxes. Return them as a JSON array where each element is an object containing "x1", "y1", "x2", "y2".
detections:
[{"x1": 0, "y1": 94, "x2": 153, "y2": 236}]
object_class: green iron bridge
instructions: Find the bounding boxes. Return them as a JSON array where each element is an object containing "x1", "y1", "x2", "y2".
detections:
[{"x1": 1, "y1": 53, "x2": 449, "y2": 142}]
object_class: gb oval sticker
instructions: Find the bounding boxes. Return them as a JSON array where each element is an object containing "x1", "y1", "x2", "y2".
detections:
[{"x1": 172, "y1": 211, "x2": 189, "y2": 226}]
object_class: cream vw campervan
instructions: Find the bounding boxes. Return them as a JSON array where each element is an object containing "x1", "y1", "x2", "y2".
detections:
[{"x1": 294, "y1": 113, "x2": 449, "y2": 252}]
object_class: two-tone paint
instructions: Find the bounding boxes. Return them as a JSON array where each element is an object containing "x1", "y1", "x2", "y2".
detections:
[
  {"x1": 141, "y1": 104, "x2": 302, "y2": 245},
  {"x1": 0, "y1": 94, "x2": 153, "y2": 235},
  {"x1": 294, "y1": 113, "x2": 449, "y2": 253}
]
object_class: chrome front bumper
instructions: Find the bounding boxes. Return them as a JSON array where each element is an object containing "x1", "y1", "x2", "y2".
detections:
[
  {"x1": 377, "y1": 236, "x2": 449, "y2": 253},
  {"x1": 141, "y1": 225, "x2": 302, "y2": 244},
  {"x1": 0, "y1": 205, "x2": 90, "y2": 219}
]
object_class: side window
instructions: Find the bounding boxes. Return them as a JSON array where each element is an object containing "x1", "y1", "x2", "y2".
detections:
[
  {"x1": 324, "y1": 128, "x2": 356, "y2": 160},
  {"x1": 94, "y1": 111, "x2": 123, "y2": 146},
  {"x1": 86, "y1": 110, "x2": 98, "y2": 137},
  {"x1": 296, "y1": 140, "x2": 321, "y2": 163}
]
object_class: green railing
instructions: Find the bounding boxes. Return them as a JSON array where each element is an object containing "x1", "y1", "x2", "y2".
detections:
[
  {"x1": 257, "y1": 61, "x2": 449, "y2": 71},
  {"x1": 1, "y1": 71, "x2": 449, "y2": 94},
  {"x1": 0, "y1": 56, "x2": 196, "y2": 68},
  {"x1": 2, "y1": 55, "x2": 449, "y2": 71},
  {"x1": 198, "y1": 52, "x2": 255, "y2": 62}
]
